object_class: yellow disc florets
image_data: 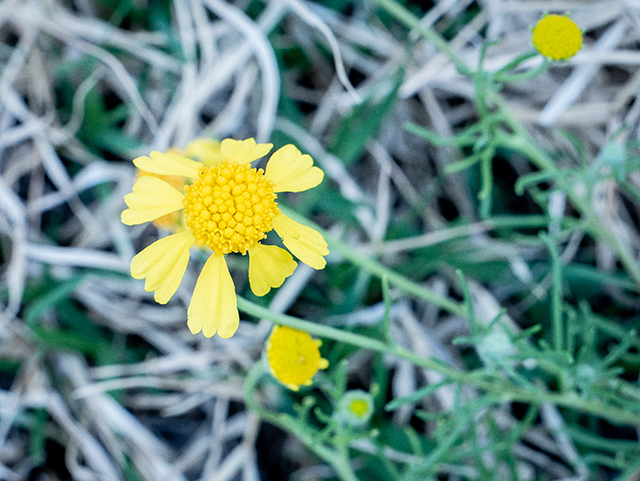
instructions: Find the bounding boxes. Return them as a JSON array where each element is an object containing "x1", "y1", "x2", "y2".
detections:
[
  {"x1": 183, "y1": 159, "x2": 279, "y2": 255},
  {"x1": 266, "y1": 326, "x2": 328, "y2": 390},
  {"x1": 349, "y1": 399, "x2": 369, "y2": 416},
  {"x1": 532, "y1": 14, "x2": 582, "y2": 60},
  {"x1": 337, "y1": 390, "x2": 374, "y2": 427}
]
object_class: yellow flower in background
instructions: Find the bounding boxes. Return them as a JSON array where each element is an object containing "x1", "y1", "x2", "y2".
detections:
[
  {"x1": 532, "y1": 14, "x2": 582, "y2": 60},
  {"x1": 182, "y1": 138, "x2": 225, "y2": 166},
  {"x1": 266, "y1": 325, "x2": 329, "y2": 390},
  {"x1": 121, "y1": 138, "x2": 329, "y2": 339}
]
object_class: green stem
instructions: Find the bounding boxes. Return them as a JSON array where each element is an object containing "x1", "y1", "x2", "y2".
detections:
[
  {"x1": 376, "y1": 215, "x2": 576, "y2": 254},
  {"x1": 244, "y1": 365, "x2": 360, "y2": 481},
  {"x1": 506, "y1": 390, "x2": 640, "y2": 427},
  {"x1": 280, "y1": 206, "x2": 467, "y2": 318},
  {"x1": 494, "y1": 126, "x2": 640, "y2": 290},
  {"x1": 495, "y1": 58, "x2": 550, "y2": 83},
  {"x1": 494, "y1": 50, "x2": 539, "y2": 76},
  {"x1": 614, "y1": 454, "x2": 640, "y2": 481},
  {"x1": 238, "y1": 297, "x2": 482, "y2": 387},
  {"x1": 371, "y1": 0, "x2": 472, "y2": 76},
  {"x1": 540, "y1": 233, "x2": 564, "y2": 352},
  {"x1": 238, "y1": 297, "x2": 640, "y2": 426},
  {"x1": 330, "y1": 235, "x2": 466, "y2": 316}
]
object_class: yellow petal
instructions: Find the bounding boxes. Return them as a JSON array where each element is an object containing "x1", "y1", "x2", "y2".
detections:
[
  {"x1": 220, "y1": 138, "x2": 272, "y2": 164},
  {"x1": 247, "y1": 244, "x2": 298, "y2": 296},
  {"x1": 265, "y1": 144, "x2": 324, "y2": 192},
  {"x1": 121, "y1": 176, "x2": 184, "y2": 225},
  {"x1": 130, "y1": 231, "x2": 194, "y2": 304},
  {"x1": 183, "y1": 138, "x2": 224, "y2": 167},
  {"x1": 187, "y1": 255, "x2": 239, "y2": 339},
  {"x1": 134, "y1": 151, "x2": 202, "y2": 178},
  {"x1": 272, "y1": 214, "x2": 329, "y2": 270}
]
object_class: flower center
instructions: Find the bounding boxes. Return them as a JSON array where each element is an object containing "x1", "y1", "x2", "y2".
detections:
[
  {"x1": 349, "y1": 399, "x2": 369, "y2": 417},
  {"x1": 183, "y1": 159, "x2": 279, "y2": 254},
  {"x1": 532, "y1": 15, "x2": 582, "y2": 60}
]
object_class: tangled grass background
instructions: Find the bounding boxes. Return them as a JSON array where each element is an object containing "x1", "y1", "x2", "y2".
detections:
[{"x1": 2, "y1": 0, "x2": 640, "y2": 480}]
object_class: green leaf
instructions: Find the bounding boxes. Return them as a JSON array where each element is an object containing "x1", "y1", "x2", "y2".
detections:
[
  {"x1": 385, "y1": 380, "x2": 453, "y2": 411},
  {"x1": 31, "y1": 326, "x2": 111, "y2": 358},
  {"x1": 329, "y1": 70, "x2": 402, "y2": 166},
  {"x1": 79, "y1": 87, "x2": 142, "y2": 156},
  {"x1": 24, "y1": 274, "x2": 87, "y2": 327}
]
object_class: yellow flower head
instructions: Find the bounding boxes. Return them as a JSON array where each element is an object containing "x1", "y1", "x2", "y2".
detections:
[
  {"x1": 121, "y1": 138, "x2": 330, "y2": 339},
  {"x1": 532, "y1": 14, "x2": 582, "y2": 60},
  {"x1": 266, "y1": 325, "x2": 329, "y2": 391}
]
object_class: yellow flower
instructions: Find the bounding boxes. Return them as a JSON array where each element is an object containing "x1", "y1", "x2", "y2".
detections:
[
  {"x1": 266, "y1": 325, "x2": 329, "y2": 390},
  {"x1": 121, "y1": 138, "x2": 329, "y2": 339},
  {"x1": 532, "y1": 14, "x2": 582, "y2": 60}
]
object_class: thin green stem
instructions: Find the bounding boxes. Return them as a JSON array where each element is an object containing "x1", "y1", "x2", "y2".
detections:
[
  {"x1": 479, "y1": 147, "x2": 495, "y2": 217},
  {"x1": 376, "y1": 215, "x2": 574, "y2": 255},
  {"x1": 238, "y1": 297, "x2": 389, "y2": 352},
  {"x1": 540, "y1": 233, "x2": 564, "y2": 352},
  {"x1": 496, "y1": 58, "x2": 550, "y2": 83},
  {"x1": 332, "y1": 238, "x2": 468, "y2": 314},
  {"x1": 444, "y1": 152, "x2": 483, "y2": 173},
  {"x1": 244, "y1": 365, "x2": 360, "y2": 481},
  {"x1": 493, "y1": 116, "x2": 640, "y2": 290},
  {"x1": 279, "y1": 206, "x2": 467, "y2": 318},
  {"x1": 494, "y1": 50, "x2": 539, "y2": 76},
  {"x1": 371, "y1": 0, "x2": 472, "y2": 76},
  {"x1": 506, "y1": 390, "x2": 640, "y2": 427},
  {"x1": 238, "y1": 296, "x2": 483, "y2": 387},
  {"x1": 381, "y1": 274, "x2": 392, "y2": 343},
  {"x1": 239, "y1": 297, "x2": 640, "y2": 426}
]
